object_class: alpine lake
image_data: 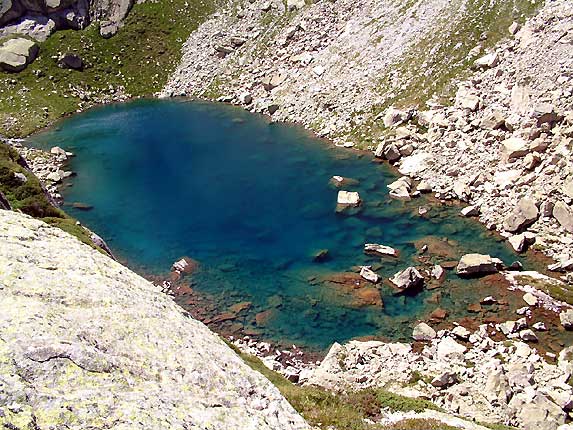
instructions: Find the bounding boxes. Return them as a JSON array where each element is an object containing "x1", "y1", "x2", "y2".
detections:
[{"x1": 30, "y1": 98, "x2": 567, "y2": 353}]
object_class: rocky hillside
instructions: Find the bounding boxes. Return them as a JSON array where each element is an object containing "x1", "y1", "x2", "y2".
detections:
[
  {"x1": 0, "y1": 209, "x2": 309, "y2": 429},
  {"x1": 162, "y1": 0, "x2": 538, "y2": 140}
]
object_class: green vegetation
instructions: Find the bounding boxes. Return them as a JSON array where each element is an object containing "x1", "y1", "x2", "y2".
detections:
[
  {"x1": 513, "y1": 274, "x2": 573, "y2": 305},
  {"x1": 0, "y1": 0, "x2": 216, "y2": 137},
  {"x1": 0, "y1": 141, "x2": 103, "y2": 249},
  {"x1": 227, "y1": 341, "x2": 449, "y2": 430},
  {"x1": 478, "y1": 423, "x2": 520, "y2": 430}
]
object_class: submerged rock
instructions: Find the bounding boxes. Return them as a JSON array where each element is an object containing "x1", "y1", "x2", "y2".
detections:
[
  {"x1": 360, "y1": 266, "x2": 379, "y2": 283},
  {"x1": 312, "y1": 249, "x2": 330, "y2": 262}
]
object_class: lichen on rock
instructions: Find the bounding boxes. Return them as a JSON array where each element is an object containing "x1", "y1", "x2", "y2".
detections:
[{"x1": 0, "y1": 209, "x2": 309, "y2": 429}]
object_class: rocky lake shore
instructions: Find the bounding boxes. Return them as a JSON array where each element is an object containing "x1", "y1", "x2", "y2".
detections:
[{"x1": 1, "y1": 0, "x2": 573, "y2": 428}]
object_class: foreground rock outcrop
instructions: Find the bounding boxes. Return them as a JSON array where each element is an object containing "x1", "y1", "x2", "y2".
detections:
[{"x1": 0, "y1": 209, "x2": 309, "y2": 429}]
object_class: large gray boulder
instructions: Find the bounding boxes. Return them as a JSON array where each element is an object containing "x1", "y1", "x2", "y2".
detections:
[
  {"x1": 0, "y1": 37, "x2": 38, "y2": 71},
  {"x1": 0, "y1": 210, "x2": 309, "y2": 430},
  {"x1": 503, "y1": 198, "x2": 539, "y2": 233},
  {"x1": 554, "y1": 201, "x2": 573, "y2": 233},
  {"x1": 456, "y1": 254, "x2": 500, "y2": 276}
]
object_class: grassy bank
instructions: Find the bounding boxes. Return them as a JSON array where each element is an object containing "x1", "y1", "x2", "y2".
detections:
[
  {"x1": 0, "y1": 142, "x2": 100, "y2": 248},
  {"x1": 0, "y1": 0, "x2": 216, "y2": 138}
]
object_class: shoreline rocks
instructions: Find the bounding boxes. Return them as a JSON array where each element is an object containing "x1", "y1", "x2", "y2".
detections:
[{"x1": 304, "y1": 325, "x2": 573, "y2": 429}]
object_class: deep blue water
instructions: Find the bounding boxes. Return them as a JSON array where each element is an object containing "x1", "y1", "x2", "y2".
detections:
[{"x1": 30, "y1": 99, "x2": 529, "y2": 350}]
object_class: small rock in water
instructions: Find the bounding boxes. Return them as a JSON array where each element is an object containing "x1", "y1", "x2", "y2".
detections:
[
  {"x1": 360, "y1": 266, "x2": 379, "y2": 283},
  {"x1": 364, "y1": 243, "x2": 398, "y2": 257},
  {"x1": 431, "y1": 265, "x2": 445, "y2": 280},
  {"x1": 337, "y1": 190, "x2": 361, "y2": 207},
  {"x1": 171, "y1": 257, "x2": 199, "y2": 275},
  {"x1": 456, "y1": 254, "x2": 501, "y2": 276},
  {"x1": 481, "y1": 296, "x2": 497, "y2": 305},
  {"x1": 390, "y1": 267, "x2": 424, "y2": 291},
  {"x1": 460, "y1": 205, "x2": 480, "y2": 217}
]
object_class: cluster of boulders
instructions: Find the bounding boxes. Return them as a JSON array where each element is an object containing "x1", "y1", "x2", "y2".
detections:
[
  {"x1": 0, "y1": 0, "x2": 134, "y2": 72},
  {"x1": 371, "y1": 2, "x2": 573, "y2": 273},
  {"x1": 6, "y1": 139, "x2": 73, "y2": 203},
  {"x1": 304, "y1": 324, "x2": 573, "y2": 430},
  {"x1": 231, "y1": 336, "x2": 319, "y2": 383}
]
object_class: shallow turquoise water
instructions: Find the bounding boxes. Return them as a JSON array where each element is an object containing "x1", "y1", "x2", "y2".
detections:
[{"x1": 30, "y1": 99, "x2": 527, "y2": 350}]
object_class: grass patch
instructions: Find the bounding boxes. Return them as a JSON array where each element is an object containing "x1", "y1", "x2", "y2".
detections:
[
  {"x1": 0, "y1": 0, "x2": 217, "y2": 137},
  {"x1": 514, "y1": 274, "x2": 573, "y2": 305},
  {"x1": 383, "y1": 419, "x2": 459, "y2": 430},
  {"x1": 226, "y1": 341, "x2": 442, "y2": 430}
]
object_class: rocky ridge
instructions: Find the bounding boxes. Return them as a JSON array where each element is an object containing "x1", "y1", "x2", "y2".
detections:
[{"x1": 0, "y1": 209, "x2": 309, "y2": 429}]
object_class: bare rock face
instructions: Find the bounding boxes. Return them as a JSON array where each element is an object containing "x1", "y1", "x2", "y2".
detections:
[
  {"x1": 554, "y1": 201, "x2": 573, "y2": 233},
  {"x1": 0, "y1": 210, "x2": 309, "y2": 430}
]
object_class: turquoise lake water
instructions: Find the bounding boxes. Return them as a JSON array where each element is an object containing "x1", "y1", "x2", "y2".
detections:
[{"x1": 30, "y1": 99, "x2": 529, "y2": 351}]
